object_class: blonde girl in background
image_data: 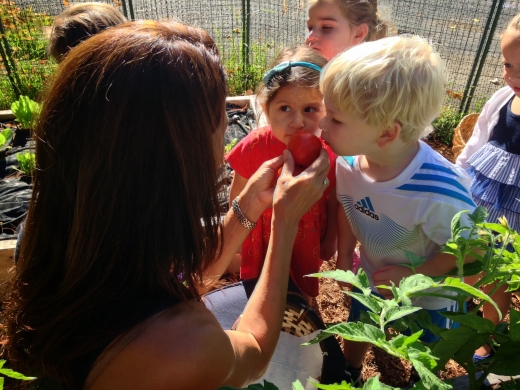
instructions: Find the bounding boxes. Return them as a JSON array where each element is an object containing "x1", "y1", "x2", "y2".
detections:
[{"x1": 305, "y1": 0, "x2": 389, "y2": 61}]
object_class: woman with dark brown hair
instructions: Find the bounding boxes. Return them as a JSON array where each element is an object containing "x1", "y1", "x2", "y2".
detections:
[{"x1": 2, "y1": 21, "x2": 330, "y2": 389}]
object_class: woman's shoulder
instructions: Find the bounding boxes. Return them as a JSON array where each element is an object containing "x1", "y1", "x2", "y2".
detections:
[{"x1": 90, "y1": 301, "x2": 235, "y2": 390}]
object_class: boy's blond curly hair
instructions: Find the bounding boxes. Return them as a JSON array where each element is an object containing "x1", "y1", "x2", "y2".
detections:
[{"x1": 321, "y1": 35, "x2": 446, "y2": 143}]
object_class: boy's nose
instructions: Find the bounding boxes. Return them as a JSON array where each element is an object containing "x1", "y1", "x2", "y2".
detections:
[{"x1": 318, "y1": 116, "x2": 327, "y2": 132}]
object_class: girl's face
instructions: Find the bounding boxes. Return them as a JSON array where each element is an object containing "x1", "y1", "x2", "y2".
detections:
[
  {"x1": 305, "y1": 2, "x2": 367, "y2": 60},
  {"x1": 265, "y1": 84, "x2": 324, "y2": 145},
  {"x1": 502, "y1": 27, "x2": 520, "y2": 97}
]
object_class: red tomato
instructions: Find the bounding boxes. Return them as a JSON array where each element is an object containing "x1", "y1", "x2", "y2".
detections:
[
  {"x1": 272, "y1": 165, "x2": 304, "y2": 187},
  {"x1": 287, "y1": 131, "x2": 322, "y2": 167}
]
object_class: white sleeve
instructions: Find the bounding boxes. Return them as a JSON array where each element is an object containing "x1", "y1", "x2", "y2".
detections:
[{"x1": 456, "y1": 87, "x2": 513, "y2": 169}]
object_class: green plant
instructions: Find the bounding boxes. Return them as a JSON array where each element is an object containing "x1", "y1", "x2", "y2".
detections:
[
  {"x1": 216, "y1": 30, "x2": 278, "y2": 96},
  {"x1": 0, "y1": 127, "x2": 12, "y2": 152},
  {"x1": 0, "y1": 359, "x2": 35, "y2": 389},
  {"x1": 16, "y1": 151, "x2": 35, "y2": 175},
  {"x1": 225, "y1": 138, "x2": 238, "y2": 153},
  {"x1": 11, "y1": 95, "x2": 40, "y2": 129},
  {"x1": 431, "y1": 106, "x2": 464, "y2": 146},
  {"x1": 294, "y1": 375, "x2": 399, "y2": 389},
  {"x1": 301, "y1": 206, "x2": 520, "y2": 390},
  {"x1": 0, "y1": 1, "x2": 56, "y2": 108}
]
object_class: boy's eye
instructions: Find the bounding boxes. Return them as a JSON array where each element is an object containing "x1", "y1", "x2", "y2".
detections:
[{"x1": 332, "y1": 118, "x2": 341, "y2": 124}]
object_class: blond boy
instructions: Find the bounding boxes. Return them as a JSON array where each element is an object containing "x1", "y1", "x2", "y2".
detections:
[{"x1": 319, "y1": 35, "x2": 476, "y2": 382}]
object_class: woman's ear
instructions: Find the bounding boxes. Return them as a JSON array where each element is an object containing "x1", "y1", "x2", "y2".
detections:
[
  {"x1": 352, "y1": 24, "x2": 369, "y2": 45},
  {"x1": 376, "y1": 122, "x2": 401, "y2": 148}
]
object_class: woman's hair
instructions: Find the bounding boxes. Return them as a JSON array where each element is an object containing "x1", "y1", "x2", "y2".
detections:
[
  {"x1": 49, "y1": 2, "x2": 127, "y2": 62},
  {"x1": 321, "y1": 35, "x2": 446, "y2": 142},
  {"x1": 309, "y1": 0, "x2": 388, "y2": 41},
  {"x1": 3, "y1": 20, "x2": 227, "y2": 387},
  {"x1": 257, "y1": 46, "x2": 328, "y2": 107}
]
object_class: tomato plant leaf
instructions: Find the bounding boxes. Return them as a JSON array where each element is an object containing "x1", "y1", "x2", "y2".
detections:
[
  {"x1": 345, "y1": 291, "x2": 382, "y2": 314},
  {"x1": 385, "y1": 306, "x2": 422, "y2": 324},
  {"x1": 439, "y1": 312, "x2": 495, "y2": 332}
]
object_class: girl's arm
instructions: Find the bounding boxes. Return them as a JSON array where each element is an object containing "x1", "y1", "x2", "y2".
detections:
[{"x1": 320, "y1": 188, "x2": 338, "y2": 260}]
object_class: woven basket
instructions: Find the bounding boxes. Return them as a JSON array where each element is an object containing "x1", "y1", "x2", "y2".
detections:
[
  {"x1": 281, "y1": 292, "x2": 321, "y2": 336},
  {"x1": 452, "y1": 113, "x2": 479, "y2": 160}
]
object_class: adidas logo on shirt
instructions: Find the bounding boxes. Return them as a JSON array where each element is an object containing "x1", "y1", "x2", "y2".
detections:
[{"x1": 354, "y1": 197, "x2": 379, "y2": 220}]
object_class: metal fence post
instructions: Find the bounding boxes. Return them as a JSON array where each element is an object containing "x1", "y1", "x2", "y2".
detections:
[
  {"x1": 241, "y1": 0, "x2": 250, "y2": 70},
  {"x1": 459, "y1": 0, "x2": 505, "y2": 114}
]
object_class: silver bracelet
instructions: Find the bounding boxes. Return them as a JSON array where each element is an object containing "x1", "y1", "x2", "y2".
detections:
[{"x1": 232, "y1": 197, "x2": 257, "y2": 231}]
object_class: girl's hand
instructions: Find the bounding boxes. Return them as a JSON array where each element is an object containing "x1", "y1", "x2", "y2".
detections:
[
  {"x1": 273, "y1": 149, "x2": 330, "y2": 226},
  {"x1": 238, "y1": 155, "x2": 284, "y2": 223}
]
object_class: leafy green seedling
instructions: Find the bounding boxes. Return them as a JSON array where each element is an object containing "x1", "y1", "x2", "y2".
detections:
[
  {"x1": 0, "y1": 128, "x2": 13, "y2": 152},
  {"x1": 16, "y1": 151, "x2": 36, "y2": 176},
  {"x1": 11, "y1": 95, "x2": 41, "y2": 130}
]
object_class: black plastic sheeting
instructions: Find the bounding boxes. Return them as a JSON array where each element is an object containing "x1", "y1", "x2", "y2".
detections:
[
  {"x1": 218, "y1": 103, "x2": 256, "y2": 213},
  {"x1": 0, "y1": 128, "x2": 33, "y2": 240}
]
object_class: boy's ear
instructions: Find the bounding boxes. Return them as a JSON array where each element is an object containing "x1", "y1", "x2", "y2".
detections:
[
  {"x1": 376, "y1": 122, "x2": 401, "y2": 148},
  {"x1": 352, "y1": 24, "x2": 369, "y2": 45}
]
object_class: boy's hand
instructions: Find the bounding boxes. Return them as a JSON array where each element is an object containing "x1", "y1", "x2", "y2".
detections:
[{"x1": 373, "y1": 265, "x2": 412, "y2": 299}]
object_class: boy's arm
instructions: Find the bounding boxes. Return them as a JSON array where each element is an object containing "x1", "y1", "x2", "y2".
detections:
[
  {"x1": 372, "y1": 252, "x2": 477, "y2": 299},
  {"x1": 320, "y1": 188, "x2": 338, "y2": 260}
]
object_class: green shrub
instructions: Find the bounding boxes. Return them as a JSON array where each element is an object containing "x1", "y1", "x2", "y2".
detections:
[{"x1": 431, "y1": 106, "x2": 464, "y2": 147}]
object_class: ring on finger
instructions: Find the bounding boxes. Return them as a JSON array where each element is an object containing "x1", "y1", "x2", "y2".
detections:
[{"x1": 323, "y1": 177, "x2": 329, "y2": 187}]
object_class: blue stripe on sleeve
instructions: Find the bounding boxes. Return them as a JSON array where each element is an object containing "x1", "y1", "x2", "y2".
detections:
[
  {"x1": 396, "y1": 184, "x2": 476, "y2": 207},
  {"x1": 420, "y1": 163, "x2": 458, "y2": 177},
  {"x1": 411, "y1": 174, "x2": 468, "y2": 193}
]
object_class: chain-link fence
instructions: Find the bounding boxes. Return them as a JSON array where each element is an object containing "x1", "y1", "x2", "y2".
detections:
[{"x1": 1, "y1": 0, "x2": 519, "y2": 111}]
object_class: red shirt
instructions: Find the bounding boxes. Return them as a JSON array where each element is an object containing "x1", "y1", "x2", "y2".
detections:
[{"x1": 225, "y1": 126, "x2": 337, "y2": 296}]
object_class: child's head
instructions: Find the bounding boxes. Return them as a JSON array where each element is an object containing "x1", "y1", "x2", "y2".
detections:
[
  {"x1": 320, "y1": 35, "x2": 445, "y2": 155},
  {"x1": 49, "y1": 2, "x2": 127, "y2": 63},
  {"x1": 257, "y1": 46, "x2": 328, "y2": 144},
  {"x1": 306, "y1": 0, "x2": 388, "y2": 60},
  {"x1": 502, "y1": 14, "x2": 520, "y2": 97}
]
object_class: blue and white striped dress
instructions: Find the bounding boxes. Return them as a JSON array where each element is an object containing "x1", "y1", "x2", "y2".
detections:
[{"x1": 467, "y1": 96, "x2": 520, "y2": 232}]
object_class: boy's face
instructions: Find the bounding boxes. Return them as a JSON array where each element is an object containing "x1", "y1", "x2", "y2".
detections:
[
  {"x1": 319, "y1": 97, "x2": 380, "y2": 156},
  {"x1": 502, "y1": 28, "x2": 520, "y2": 97},
  {"x1": 305, "y1": 2, "x2": 362, "y2": 61}
]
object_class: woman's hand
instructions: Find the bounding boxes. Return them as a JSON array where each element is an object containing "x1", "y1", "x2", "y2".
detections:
[
  {"x1": 273, "y1": 149, "x2": 330, "y2": 226},
  {"x1": 237, "y1": 155, "x2": 284, "y2": 223}
]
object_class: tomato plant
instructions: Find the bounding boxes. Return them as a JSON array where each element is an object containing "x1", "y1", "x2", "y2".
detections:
[{"x1": 287, "y1": 131, "x2": 322, "y2": 168}]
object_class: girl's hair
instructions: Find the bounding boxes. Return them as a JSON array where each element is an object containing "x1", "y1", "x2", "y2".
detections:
[
  {"x1": 321, "y1": 35, "x2": 446, "y2": 143},
  {"x1": 3, "y1": 20, "x2": 227, "y2": 388},
  {"x1": 507, "y1": 13, "x2": 520, "y2": 31},
  {"x1": 257, "y1": 46, "x2": 328, "y2": 107},
  {"x1": 309, "y1": 0, "x2": 388, "y2": 41},
  {"x1": 49, "y1": 2, "x2": 127, "y2": 62}
]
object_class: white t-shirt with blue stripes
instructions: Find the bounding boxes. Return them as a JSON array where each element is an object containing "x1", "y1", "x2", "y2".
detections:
[{"x1": 337, "y1": 141, "x2": 476, "y2": 310}]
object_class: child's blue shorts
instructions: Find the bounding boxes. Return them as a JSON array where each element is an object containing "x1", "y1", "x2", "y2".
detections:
[{"x1": 348, "y1": 288, "x2": 464, "y2": 343}]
